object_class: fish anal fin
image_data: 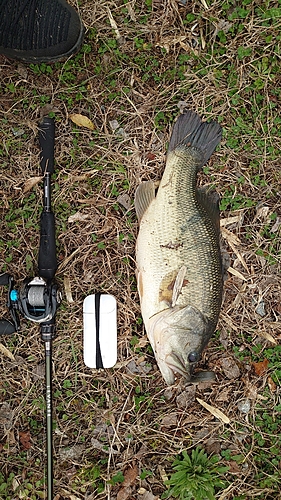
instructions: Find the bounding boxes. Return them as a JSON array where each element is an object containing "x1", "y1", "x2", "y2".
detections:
[
  {"x1": 134, "y1": 180, "x2": 156, "y2": 222},
  {"x1": 196, "y1": 187, "x2": 220, "y2": 235}
]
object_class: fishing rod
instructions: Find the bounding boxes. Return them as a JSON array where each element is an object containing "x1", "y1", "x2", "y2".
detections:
[{"x1": 0, "y1": 117, "x2": 60, "y2": 500}]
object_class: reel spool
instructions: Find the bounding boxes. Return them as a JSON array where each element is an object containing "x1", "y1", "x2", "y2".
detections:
[
  {"x1": 19, "y1": 277, "x2": 60, "y2": 324},
  {"x1": 27, "y1": 283, "x2": 45, "y2": 308}
]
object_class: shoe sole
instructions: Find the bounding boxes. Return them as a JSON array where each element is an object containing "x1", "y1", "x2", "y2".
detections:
[{"x1": 2, "y1": 24, "x2": 85, "y2": 64}]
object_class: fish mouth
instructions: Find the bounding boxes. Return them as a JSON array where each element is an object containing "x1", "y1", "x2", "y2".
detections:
[{"x1": 165, "y1": 352, "x2": 192, "y2": 382}]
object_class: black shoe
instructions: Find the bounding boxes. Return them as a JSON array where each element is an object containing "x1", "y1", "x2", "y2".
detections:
[{"x1": 0, "y1": 0, "x2": 84, "y2": 63}]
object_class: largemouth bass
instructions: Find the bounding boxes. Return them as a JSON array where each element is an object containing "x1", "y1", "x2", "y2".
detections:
[{"x1": 135, "y1": 110, "x2": 223, "y2": 385}]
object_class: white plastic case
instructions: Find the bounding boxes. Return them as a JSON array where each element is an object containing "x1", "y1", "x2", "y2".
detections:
[{"x1": 83, "y1": 294, "x2": 117, "y2": 368}]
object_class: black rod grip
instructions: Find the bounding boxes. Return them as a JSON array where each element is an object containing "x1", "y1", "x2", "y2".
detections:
[
  {"x1": 39, "y1": 117, "x2": 55, "y2": 175},
  {"x1": 38, "y1": 212, "x2": 57, "y2": 282}
]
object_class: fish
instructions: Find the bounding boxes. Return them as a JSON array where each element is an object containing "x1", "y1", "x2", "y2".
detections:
[{"x1": 135, "y1": 109, "x2": 223, "y2": 385}]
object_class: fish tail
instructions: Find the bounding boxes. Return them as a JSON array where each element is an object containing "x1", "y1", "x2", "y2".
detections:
[{"x1": 168, "y1": 110, "x2": 222, "y2": 167}]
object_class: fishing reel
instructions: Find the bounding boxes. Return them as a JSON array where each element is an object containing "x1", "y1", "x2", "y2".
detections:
[{"x1": 0, "y1": 273, "x2": 60, "y2": 340}]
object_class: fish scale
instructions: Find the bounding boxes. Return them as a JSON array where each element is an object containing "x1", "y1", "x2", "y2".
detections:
[{"x1": 135, "y1": 109, "x2": 223, "y2": 385}]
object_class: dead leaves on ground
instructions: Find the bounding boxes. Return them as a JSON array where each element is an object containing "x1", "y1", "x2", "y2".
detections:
[
  {"x1": 252, "y1": 358, "x2": 269, "y2": 376},
  {"x1": 196, "y1": 398, "x2": 230, "y2": 424},
  {"x1": 116, "y1": 463, "x2": 159, "y2": 500},
  {"x1": 69, "y1": 113, "x2": 95, "y2": 130},
  {"x1": 0, "y1": 342, "x2": 15, "y2": 361},
  {"x1": 23, "y1": 176, "x2": 43, "y2": 193},
  {"x1": 117, "y1": 463, "x2": 138, "y2": 500},
  {"x1": 19, "y1": 430, "x2": 31, "y2": 450}
]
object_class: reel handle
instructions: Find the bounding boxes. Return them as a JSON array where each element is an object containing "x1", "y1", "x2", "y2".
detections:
[
  {"x1": 0, "y1": 273, "x2": 10, "y2": 286},
  {"x1": 0, "y1": 320, "x2": 16, "y2": 335},
  {"x1": 0, "y1": 273, "x2": 19, "y2": 335}
]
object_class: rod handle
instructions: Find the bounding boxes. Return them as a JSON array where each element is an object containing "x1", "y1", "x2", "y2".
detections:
[
  {"x1": 38, "y1": 212, "x2": 57, "y2": 282},
  {"x1": 39, "y1": 117, "x2": 55, "y2": 175}
]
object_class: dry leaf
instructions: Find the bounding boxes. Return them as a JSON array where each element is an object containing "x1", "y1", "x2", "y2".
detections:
[
  {"x1": 267, "y1": 376, "x2": 277, "y2": 392},
  {"x1": 123, "y1": 463, "x2": 138, "y2": 487},
  {"x1": 91, "y1": 437, "x2": 118, "y2": 454},
  {"x1": 160, "y1": 412, "x2": 178, "y2": 427},
  {"x1": 19, "y1": 430, "x2": 31, "y2": 450},
  {"x1": 221, "y1": 227, "x2": 242, "y2": 246},
  {"x1": 255, "y1": 205, "x2": 270, "y2": 220},
  {"x1": 69, "y1": 114, "x2": 95, "y2": 130},
  {"x1": 135, "y1": 337, "x2": 149, "y2": 348},
  {"x1": 7, "y1": 429, "x2": 16, "y2": 445},
  {"x1": 228, "y1": 460, "x2": 241, "y2": 473},
  {"x1": 23, "y1": 176, "x2": 42, "y2": 193},
  {"x1": 271, "y1": 216, "x2": 281, "y2": 233},
  {"x1": 117, "y1": 464, "x2": 138, "y2": 500},
  {"x1": 117, "y1": 486, "x2": 132, "y2": 500},
  {"x1": 220, "y1": 216, "x2": 241, "y2": 227},
  {"x1": 205, "y1": 438, "x2": 221, "y2": 455},
  {"x1": 257, "y1": 331, "x2": 277, "y2": 344},
  {"x1": 0, "y1": 342, "x2": 15, "y2": 361},
  {"x1": 64, "y1": 275, "x2": 74, "y2": 303},
  {"x1": 146, "y1": 152, "x2": 156, "y2": 161},
  {"x1": 252, "y1": 359, "x2": 269, "y2": 376},
  {"x1": 222, "y1": 228, "x2": 249, "y2": 273},
  {"x1": 176, "y1": 386, "x2": 196, "y2": 408},
  {"x1": 227, "y1": 267, "x2": 246, "y2": 281},
  {"x1": 196, "y1": 398, "x2": 230, "y2": 424},
  {"x1": 68, "y1": 212, "x2": 90, "y2": 223},
  {"x1": 117, "y1": 193, "x2": 131, "y2": 210},
  {"x1": 220, "y1": 357, "x2": 240, "y2": 379},
  {"x1": 32, "y1": 363, "x2": 45, "y2": 380},
  {"x1": 59, "y1": 444, "x2": 85, "y2": 461},
  {"x1": 156, "y1": 35, "x2": 187, "y2": 53}
]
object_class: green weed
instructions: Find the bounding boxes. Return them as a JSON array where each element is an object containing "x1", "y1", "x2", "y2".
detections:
[{"x1": 163, "y1": 447, "x2": 228, "y2": 500}]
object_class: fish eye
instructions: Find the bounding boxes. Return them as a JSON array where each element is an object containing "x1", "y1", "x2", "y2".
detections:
[{"x1": 188, "y1": 351, "x2": 200, "y2": 363}]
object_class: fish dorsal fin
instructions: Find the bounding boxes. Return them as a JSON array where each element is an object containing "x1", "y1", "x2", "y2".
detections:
[
  {"x1": 196, "y1": 187, "x2": 220, "y2": 235},
  {"x1": 171, "y1": 265, "x2": 187, "y2": 307},
  {"x1": 134, "y1": 180, "x2": 156, "y2": 222}
]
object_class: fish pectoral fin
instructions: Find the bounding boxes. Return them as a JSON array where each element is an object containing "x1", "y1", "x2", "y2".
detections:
[
  {"x1": 136, "y1": 268, "x2": 144, "y2": 303},
  {"x1": 171, "y1": 265, "x2": 187, "y2": 307},
  {"x1": 134, "y1": 180, "x2": 156, "y2": 222}
]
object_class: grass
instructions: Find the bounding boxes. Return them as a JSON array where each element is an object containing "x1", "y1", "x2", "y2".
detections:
[
  {"x1": 0, "y1": 0, "x2": 281, "y2": 499},
  {"x1": 163, "y1": 447, "x2": 229, "y2": 500}
]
